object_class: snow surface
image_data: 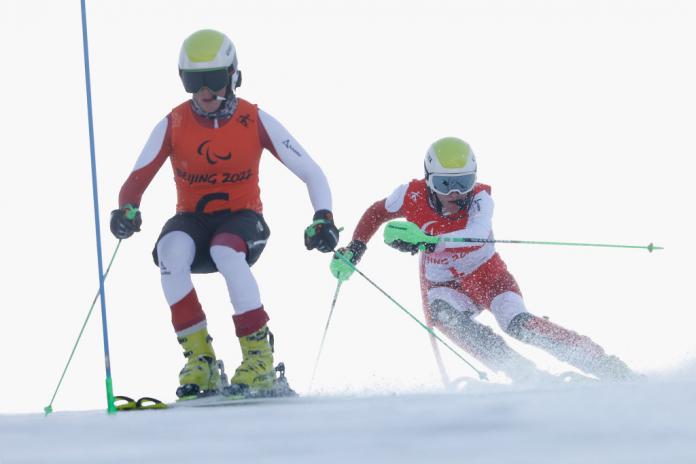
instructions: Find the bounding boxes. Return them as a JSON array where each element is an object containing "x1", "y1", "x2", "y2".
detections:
[{"x1": 2, "y1": 370, "x2": 695, "y2": 463}]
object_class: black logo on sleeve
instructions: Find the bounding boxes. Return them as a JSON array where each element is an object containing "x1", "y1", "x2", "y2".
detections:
[
  {"x1": 282, "y1": 139, "x2": 302, "y2": 157},
  {"x1": 197, "y1": 140, "x2": 232, "y2": 165}
]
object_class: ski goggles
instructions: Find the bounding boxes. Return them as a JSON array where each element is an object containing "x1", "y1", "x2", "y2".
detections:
[
  {"x1": 179, "y1": 68, "x2": 230, "y2": 93},
  {"x1": 428, "y1": 173, "x2": 476, "y2": 195}
]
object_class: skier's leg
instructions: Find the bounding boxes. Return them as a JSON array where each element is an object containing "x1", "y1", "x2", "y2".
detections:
[
  {"x1": 210, "y1": 237, "x2": 264, "y2": 315},
  {"x1": 210, "y1": 211, "x2": 275, "y2": 393},
  {"x1": 478, "y1": 256, "x2": 634, "y2": 381},
  {"x1": 429, "y1": 254, "x2": 552, "y2": 382},
  {"x1": 426, "y1": 286, "x2": 544, "y2": 382},
  {"x1": 505, "y1": 311, "x2": 635, "y2": 380},
  {"x1": 156, "y1": 230, "x2": 221, "y2": 397}
]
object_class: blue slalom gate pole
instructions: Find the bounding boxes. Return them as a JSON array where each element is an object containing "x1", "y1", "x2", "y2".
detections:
[{"x1": 80, "y1": 0, "x2": 117, "y2": 414}]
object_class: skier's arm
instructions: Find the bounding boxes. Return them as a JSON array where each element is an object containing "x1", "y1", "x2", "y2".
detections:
[
  {"x1": 352, "y1": 183, "x2": 408, "y2": 243},
  {"x1": 111, "y1": 116, "x2": 171, "y2": 239},
  {"x1": 330, "y1": 184, "x2": 406, "y2": 281},
  {"x1": 118, "y1": 116, "x2": 172, "y2": 208},
  {"x1": 257, "y1": 109, "x2": 331, "y2": 212},
  {"x1": 258, "y1": 109, "x2": 337, "y2": 252},
  {"x1": 437, "y1": 190, "x2": 494, "y2": 248}
]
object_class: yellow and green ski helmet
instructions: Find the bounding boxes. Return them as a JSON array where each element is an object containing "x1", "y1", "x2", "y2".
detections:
[
  {"x1": 424, "y1": 137, "x2": 477, "y2": 195},
  {"x1": 178, "y1": 29, "x2": 240, "y2": 93}
]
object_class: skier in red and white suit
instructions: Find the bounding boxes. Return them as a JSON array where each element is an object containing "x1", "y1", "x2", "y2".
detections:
[
  {"x1": 110, "y1": 30, "x2": 338, "y2": 398},
  {"x1": 331, "y1": 137, "x2": 634, "y2": 382}
]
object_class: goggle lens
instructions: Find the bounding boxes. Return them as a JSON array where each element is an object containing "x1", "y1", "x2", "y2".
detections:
[
  {"x1": 180, "y1": 68, "x2": 230, "y2": 93},
  {"x1": 429, "y1": 173, "x2": 476, "y2": 195}
]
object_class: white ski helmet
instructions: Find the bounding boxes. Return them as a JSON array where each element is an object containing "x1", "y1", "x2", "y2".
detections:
[
  {"x1": 178, "y1": 29, "x2": 241, "y2": 93},
  {"x1": 424, "y1": 137, "x2": 477, "y2": 195}
]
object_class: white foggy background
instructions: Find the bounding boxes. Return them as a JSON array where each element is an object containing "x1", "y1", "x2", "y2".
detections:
[{"x1": 0, "y1": 0, "x2": 693, "y2": 414}]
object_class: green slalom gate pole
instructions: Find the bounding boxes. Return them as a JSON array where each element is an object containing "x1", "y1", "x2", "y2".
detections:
[
  {"x1": 44, "y1": 241, "x2": 123, "y2": 416},
  {"x1": 308, "y1": 280, "x2": 343, "y2": 392},
  {"x1": 333, "y1": 251, "x2": 488, "y2": 381}
]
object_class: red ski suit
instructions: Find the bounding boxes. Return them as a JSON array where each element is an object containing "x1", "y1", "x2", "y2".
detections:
[{"x1": 349, "y1": 178, "x2": 629, "y2": 382}]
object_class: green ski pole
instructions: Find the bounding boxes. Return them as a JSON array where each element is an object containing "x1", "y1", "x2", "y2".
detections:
[
  {"x1": 308, "y1": 280, "x2": 343, "y2": 392},
  {"x1": 44, "y1": 240, "x2": 123, "y2": 416},
  {"x1": 441, "y1": 237, "x2": 663, "y2": 252},
  {"x1": 333, "y1": 251, "x2": 488, "y2": 381},
  {"x1": 384, "y1": 221, "x2": 663, "y2": 253}
]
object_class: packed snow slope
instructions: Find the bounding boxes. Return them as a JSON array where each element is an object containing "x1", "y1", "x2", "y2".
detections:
[{"x1": 2, "y1": 370, "x2": 695, "y2": 464}]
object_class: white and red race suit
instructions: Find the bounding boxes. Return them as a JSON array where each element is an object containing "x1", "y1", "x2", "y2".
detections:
[
  {"x1": 116, "y1": 98, "x2": 333, "y2": 337},
  {"x1": 351, "y1": 178, "x2": 527, "y2": 331},
  {"x1": 349, "y1": 178, "x2": 633, "y2": 381}
]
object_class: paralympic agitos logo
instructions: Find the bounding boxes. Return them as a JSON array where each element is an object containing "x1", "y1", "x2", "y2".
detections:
[{"x1": 197, "y1": 140, "x2": 232, "y2": 165}]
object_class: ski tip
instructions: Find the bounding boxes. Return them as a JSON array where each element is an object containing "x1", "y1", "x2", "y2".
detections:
[{"x1": 115, "y1": 396, "x2": 169, "y2": 411}]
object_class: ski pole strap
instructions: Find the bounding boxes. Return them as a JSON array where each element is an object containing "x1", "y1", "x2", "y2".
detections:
[{"x1": 332, "y1": 251, "x2": 488, "y2": 381}]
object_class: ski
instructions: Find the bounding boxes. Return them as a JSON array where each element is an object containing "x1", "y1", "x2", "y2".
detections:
[{"x1": 116, "y1": 362, "x2": 297, "y2": 411}]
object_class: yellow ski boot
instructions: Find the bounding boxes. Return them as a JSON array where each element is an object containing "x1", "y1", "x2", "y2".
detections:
[
  {"x1": 176, "y1": 327, "x2": 222, "y2": 398},
  {"x1": 225, "y1": 325, "x2": 275, "y2": 396}
]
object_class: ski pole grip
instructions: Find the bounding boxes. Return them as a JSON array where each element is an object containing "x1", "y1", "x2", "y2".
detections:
[{"x1": 124, "y1": 204, "x2": 139, "y2": 221}]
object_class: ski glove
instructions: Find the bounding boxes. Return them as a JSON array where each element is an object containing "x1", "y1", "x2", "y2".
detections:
[
  {"x1": 330, "y1": 240, "x2": 367, "y2": 281},
  {"x1": 110, "y1": 204, "x2": 142, "y2": 239},
  {"x1": 304, "y1": 210, "x2": 339, "y2": 253},
  {"x1": 383, "y1": 220, "x2": 438, "y2": 254}
]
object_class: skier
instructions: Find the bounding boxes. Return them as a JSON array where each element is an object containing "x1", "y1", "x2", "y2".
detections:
[
  {"x1": 110, "y1": 29, "x2": 339, "y2": 398},
  {"x1": 330, "y1": 137, "x2": 634, "y2": 383}
]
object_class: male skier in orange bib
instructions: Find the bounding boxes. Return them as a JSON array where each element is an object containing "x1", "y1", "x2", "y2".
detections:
[{"x1": 111, "y1": 30, "x2": 339, "y2": 398}]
